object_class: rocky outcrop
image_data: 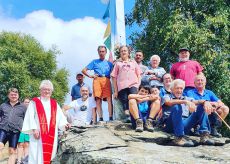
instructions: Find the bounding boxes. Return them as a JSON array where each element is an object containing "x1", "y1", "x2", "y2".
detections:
[{"x1": 53, "y1": 121, "x2": 230, "y2": 164}]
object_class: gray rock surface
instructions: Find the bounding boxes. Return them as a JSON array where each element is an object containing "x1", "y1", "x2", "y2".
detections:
[{"x1": 53, "y1": 121, "x2": 230, "y2": 164}]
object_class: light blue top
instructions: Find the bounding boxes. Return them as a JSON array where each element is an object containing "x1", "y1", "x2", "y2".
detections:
[{"x1": 86, "y1": 59, "x2": 113, "y2": 78}]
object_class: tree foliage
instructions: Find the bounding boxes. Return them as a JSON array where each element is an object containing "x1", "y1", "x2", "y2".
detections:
[
  {"x1": 128, "y1": 0, "x2": 230, "y2": 135},
  {"x1": 0, "y1": 32, "x2": 69, "y2": 104}
]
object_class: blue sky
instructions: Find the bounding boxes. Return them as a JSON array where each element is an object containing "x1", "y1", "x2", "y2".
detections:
[
  {"x1": 0, "y1": 0, "x2": 136, "y2": 43},
  {"x1": 0, "y1": 0, "x2": 134, "y2": 20},
  {"x1": 0, "y1": 0, "x2": 137, "y2": 105}
]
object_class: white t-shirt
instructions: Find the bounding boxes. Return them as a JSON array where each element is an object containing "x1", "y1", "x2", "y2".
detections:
[{"x1": 68, "y1": 97, "x2": 96, "y2": 126}]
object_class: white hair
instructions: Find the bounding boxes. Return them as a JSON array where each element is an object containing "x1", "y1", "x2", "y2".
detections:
[
  {"x1": 170, "y1": 79, "x2": 185, "y2": 90},
  {"x1": 39, "y1": 80, "x2": 54, "y2": 91},
  {"x1": 150, "y1": 55, "x2": 161, "y2": 62}
]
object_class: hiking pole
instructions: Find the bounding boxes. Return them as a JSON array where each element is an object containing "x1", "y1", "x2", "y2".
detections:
[{"x1": 215, "y1": 111, "x2": 230, "y2": 130}]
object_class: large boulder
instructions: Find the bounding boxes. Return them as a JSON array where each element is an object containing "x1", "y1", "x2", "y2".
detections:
[{"x1": 53, "y1": 121, "x2": 230, "y2": 164}]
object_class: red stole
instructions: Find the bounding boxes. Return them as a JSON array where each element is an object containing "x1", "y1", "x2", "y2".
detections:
[{"x1": 33, "y1": 97, "x2": 57, "y2": 164}]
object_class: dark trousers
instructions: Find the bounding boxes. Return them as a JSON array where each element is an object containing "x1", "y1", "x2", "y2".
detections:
[{"x1": 118, "y1": 87, "x2": 138, "y2": 110}]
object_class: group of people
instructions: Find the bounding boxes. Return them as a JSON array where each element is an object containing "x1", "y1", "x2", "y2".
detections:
[
  {"x1": 0, "y1": 45, "x2": 229, "y2": 164},
  {"x1": 67, "y1": 45, "x2": 229, "y2": 147},
  {"x1": 0, "y1": 81, "x2": 69, "y2": 164}
]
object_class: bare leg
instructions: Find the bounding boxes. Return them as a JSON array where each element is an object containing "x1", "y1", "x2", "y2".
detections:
[
  {"x1": 0, "y1": 142, "x2": 4, "y2": 160},
  {"x1": 24, "y1": 142, "x2": 29, "y2": 157},
  {"x1": 17, "y1": 143, "x2": 24, "y2": 162},
  {"x1": 107, "y1": 96, "x2": 113, "y2": 118},
  {"x1": 92, "y1": 107, "x2": 97, "y2": 124},
  {"x1": 8, "y1": 148, "x2": 16, "y2": 164},
  {"x1": 149, "y1": 100, "x2": 161, "y2": 119},
  {"x1": 129, "y1": 99, "x2": 139, "y2": 119},
  {"x1": 95, "y1": 98, "x2": 103, "y2": 119},
  {"x1": 218, "y1": 105, "x2": 229, "y2": 120}
]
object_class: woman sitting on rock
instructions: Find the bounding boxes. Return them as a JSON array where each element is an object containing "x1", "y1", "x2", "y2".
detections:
[{"x1": 128, "y1": 85, "x2": 161, "y2": 132}]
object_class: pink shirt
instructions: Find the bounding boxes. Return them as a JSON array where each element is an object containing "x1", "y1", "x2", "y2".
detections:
[
  {"x1": 111, "y1": 59, "x2": 141, "y2": 92},
  {"x1": 170, "y1": 60, "x2": 203, "y2": 87}
]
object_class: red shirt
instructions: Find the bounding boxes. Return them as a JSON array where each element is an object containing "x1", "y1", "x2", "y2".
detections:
[{"x1": 170, "y1": 60, "x2": 203, "y2": 87}]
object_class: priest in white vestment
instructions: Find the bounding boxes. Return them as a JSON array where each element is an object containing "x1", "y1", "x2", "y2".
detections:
[{"x1": 22, "y1": 80, "x2": 69, "y2": 164}]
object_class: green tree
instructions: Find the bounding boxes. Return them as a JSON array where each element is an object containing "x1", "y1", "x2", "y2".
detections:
[
  {"x1": 128, "y1": 0, "x2": 230, "y2": 136},
  {"x1": 0, "y1": 31, "x2": 69, "y2": 104}
]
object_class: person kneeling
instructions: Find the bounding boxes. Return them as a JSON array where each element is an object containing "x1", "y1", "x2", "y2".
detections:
[
  {"x1": 129, "y1": 85, "x2": 161, "y2": 132},
  {"x1": 163, "y1": 79, "x2": 214, "y2": 147}
]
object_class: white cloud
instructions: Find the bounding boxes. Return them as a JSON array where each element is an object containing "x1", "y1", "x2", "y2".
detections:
[
  {"x1": 0, "y1": 10, "x2": 107, "y2": 103},
  {"x1": 101, "y1": 0, "x2": 109, "y2": 4}
]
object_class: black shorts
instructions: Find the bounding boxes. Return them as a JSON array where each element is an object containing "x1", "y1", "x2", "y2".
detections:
[
  {"x1": 0, "y1": 129, "x2": 20, "y2": 148},
  {"x1": 118, "y1": 87, "x2": 138, "y2": 110}
]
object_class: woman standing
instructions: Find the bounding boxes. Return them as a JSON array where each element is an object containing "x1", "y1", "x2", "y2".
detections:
[{"x1": 111, "y1": 45, "x2": 141, "y2": 120}]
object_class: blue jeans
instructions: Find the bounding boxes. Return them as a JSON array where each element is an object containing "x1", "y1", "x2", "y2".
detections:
[{"x1": 164, "y1": 104, "x2": 210, "y2": 137}]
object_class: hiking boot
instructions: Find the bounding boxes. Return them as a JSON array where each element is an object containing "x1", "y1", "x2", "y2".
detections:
[
  {"x1": 173, "y1": 137, "x2": 194, "y2": 147},
  {"x1": 210, "y1": 127, "x2": 222, "y2": 138},
  {"x1": 144, "y1": 119, "x2": 154, "y2": 132},
  {"x1": 135, "y1": 119, "x2": 144, "y2": 132},
  {"x1": 200, "y1": 132, "x2": 215, "y2": 145}
]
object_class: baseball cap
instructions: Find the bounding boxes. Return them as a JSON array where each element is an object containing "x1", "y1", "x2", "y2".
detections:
[
  {"x1": 179, "y1": 48, "x2": 189, "y2": 53},
  {"x1": 76, "y1": 72, "x2": 84, "y2": 76}
]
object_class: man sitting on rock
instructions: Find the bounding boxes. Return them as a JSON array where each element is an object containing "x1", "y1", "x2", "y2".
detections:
[
  {"x1": 129, "y1": 85, "x2": 161, "y2": 132},
  {"x1": 163, "y1": 79, "x2": 214, "y2": 147},
  {"x1": 63, "y1": 86, "x2": 96, "y2": 126},
  {"x1": 187, "y1": 74, "x2": 229, "y2": 137}
]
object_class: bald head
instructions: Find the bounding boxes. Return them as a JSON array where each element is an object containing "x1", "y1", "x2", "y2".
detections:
[{"x1": 80, "y1": 86, "x2": 89, "y2": 98}]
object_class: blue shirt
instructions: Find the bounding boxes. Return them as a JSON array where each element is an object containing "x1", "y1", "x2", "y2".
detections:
[
  {"x1": 86, "y1": 59, "x2": 113, "y2": 78},
  {"x1": 71, "y1": 83, "x2": 92, "y2": 100},
  {"x1": 138, "y1": 101, "x2": 150, "y2": 114},
  {"x1": 160, "y1": 87, "x2": 171, "y2": 98},
  {"x1": 187, "y1": 88, "x2": 219, "y2": 102}
]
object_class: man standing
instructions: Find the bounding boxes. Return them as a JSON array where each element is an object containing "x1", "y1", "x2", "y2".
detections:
[
  {"x1": 71, "y1": 72, "x2": 92, "y2": 101},
  {"x1": 170, "y1": 48, "x2": 203, "y2": 95},
  {"x1": 63, "y1": 86, "x2": 96, "y2": 125},
  {"x1": 82, "y1": 45, "x2": 113, "y2": 122},
  {"x1": 163, "y1": 79, "x2": 214, "y2": 147},
  {"x1": 0, "y1": 88, "x2": 26, "y2": 164},
  {"x1": 134, "y1": 50, "x2": 149, "y2": 85},
  {"x1": 22, "y1": 80, "x2": 69, "y2": 164},
  {"x1": 187, "y1": 74, "x2": 229, "y2": 137},
  {"x1": 134, "y1": 50, "x2": 148, "y2": 75}
]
